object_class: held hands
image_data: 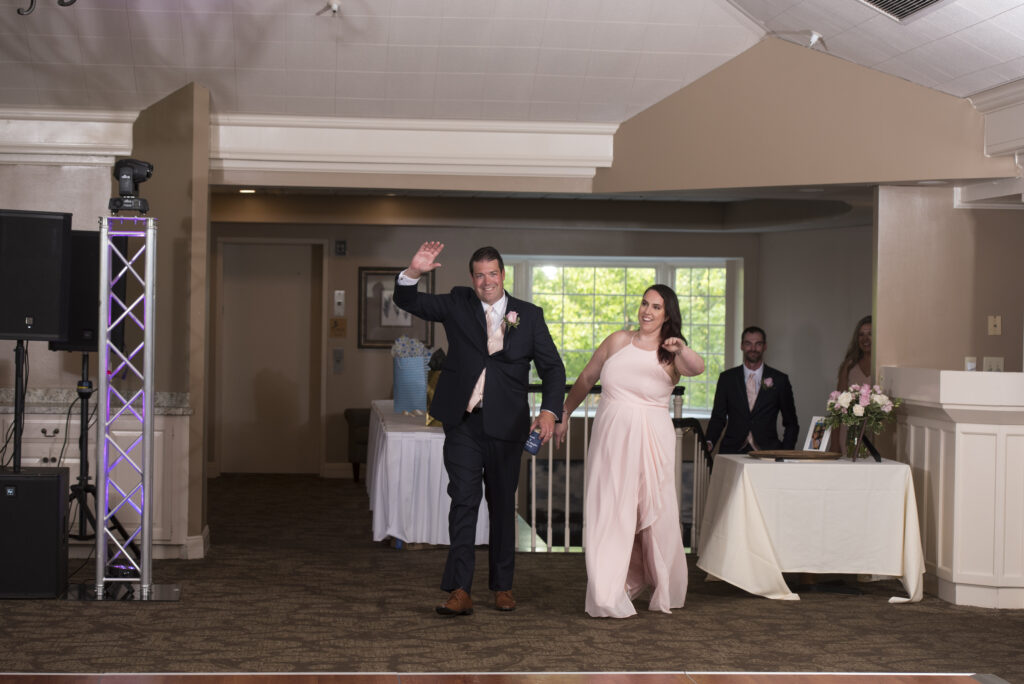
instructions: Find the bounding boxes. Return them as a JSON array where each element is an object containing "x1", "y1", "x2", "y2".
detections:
[
  {"x1": 530, "y1": 411, "x2": 556, "y2": 446},
  {"x1": 407, "y1": 241, "x2": 444, "y2": 278}
]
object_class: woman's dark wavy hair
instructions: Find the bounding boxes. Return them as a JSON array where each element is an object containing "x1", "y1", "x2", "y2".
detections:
[{"x1": 644, "y1": 284, "x2": 686, "y2": 366}]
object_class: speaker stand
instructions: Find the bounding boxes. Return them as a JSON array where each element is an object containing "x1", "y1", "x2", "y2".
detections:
[
  {"x1": 9, "y1": 339, "x2": 26, "y2": 472},
  {"x1": 67, "y1": 352, "x2": 139, "y2": 560}
]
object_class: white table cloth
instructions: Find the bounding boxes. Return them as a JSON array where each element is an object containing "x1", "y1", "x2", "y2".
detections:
[
  {"x1": 366, "y1": 399, "x2": 489, "y2": 545},
  {"x1": 697, "y1": 453, "x2": 924, "y2": 603}
]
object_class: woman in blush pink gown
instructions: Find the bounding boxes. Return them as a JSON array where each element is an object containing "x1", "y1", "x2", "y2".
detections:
[{"x1": 554, "y1": 285, "x2": 705, "y2": 618}]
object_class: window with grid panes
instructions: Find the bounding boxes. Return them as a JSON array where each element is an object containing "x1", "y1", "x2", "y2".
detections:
[
  {"x1": 509, "y1": 259, "x2": 728, "y2": 415},
  {"x1": 674, "y1": 266, "x2": 726, "y2": 412}
]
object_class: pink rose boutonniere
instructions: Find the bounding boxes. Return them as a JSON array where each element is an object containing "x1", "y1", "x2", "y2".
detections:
[
  {"x1": 503, "y1": 311, "x2": 519, "y2": 330},
  {"x1": 762, "y1": 377, "x2": 774, "y2": 390}
]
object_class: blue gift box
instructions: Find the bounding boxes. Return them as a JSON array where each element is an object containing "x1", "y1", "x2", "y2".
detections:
[{"x1": 393, "y1": 355, "x2": 428, "y2": 413}]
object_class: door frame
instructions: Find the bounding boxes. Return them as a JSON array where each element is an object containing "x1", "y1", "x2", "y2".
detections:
[{"x1": 208, "y1": 236, "x2": 330, "y2": 477}]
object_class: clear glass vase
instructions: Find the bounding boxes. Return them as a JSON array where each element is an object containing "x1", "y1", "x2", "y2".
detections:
[{"x1": 846, "y1": 421, "x2": 867, "y2": 461}]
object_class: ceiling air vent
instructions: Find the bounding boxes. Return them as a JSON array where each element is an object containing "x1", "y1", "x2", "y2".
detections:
[{"x1": 857, "y1": 0, "x2": 955, "y2": 22}]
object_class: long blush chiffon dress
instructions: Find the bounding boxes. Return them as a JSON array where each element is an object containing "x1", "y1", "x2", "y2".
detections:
[{"x1": 583, "y1": 337, "x2": 688, "y2": 618}]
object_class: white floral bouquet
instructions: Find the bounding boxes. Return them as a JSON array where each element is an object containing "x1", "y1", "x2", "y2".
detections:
[
  {"x1": 825, "y1": 383, "x2": 902, "y2": 456},
  {"x1": 390, "y1": 335, "x2": 430, "y2": 358}
]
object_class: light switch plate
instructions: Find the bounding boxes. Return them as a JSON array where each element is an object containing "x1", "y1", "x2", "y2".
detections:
[
  {"x1": 988, "y1": 315, "x2": 1002, "y2": 335},
  {"x1": 983, "y1": 356, "x2": 1003, "y2": 372},
  {"x1": 334, "y1": 290, "x2": 345, "y2": 317}
]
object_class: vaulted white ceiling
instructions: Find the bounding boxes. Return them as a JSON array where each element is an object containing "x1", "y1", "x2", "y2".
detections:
[{"x1": 2, "y1": 0, "x2": 1023, "y2": 124}]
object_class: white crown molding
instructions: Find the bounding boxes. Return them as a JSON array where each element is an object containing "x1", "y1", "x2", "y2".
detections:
[
  {"x1": 0, "y1": 110, "x2": 133, "y2": 160},
  {"x1": 1, "y1": 108, "x2": 617, "y2": 185},
  {"x1": 968, "y1": 78, "x2": 1024, "y2": 114},
  {"x1": 968, "y1": 79, "x2": 1024, "y2": 159},
  {"x1": 980, "y1": 102, "x2": 1024, "y2": 158},
  {"x1": 954, "y1": 176, "x2": 1024, "y2": 210},
  {"x1": 210, "y1": 115, "x2": 617, "y2": 183},
  {"x1": 0, "y1": 106, "x2": 138, "y2": 123},
  {"x1": 210, "y1": 112, "x2": 617, "y2": 136},
  {"x1": 211, "y1": 158, "x2": 598, "y2": 178}
]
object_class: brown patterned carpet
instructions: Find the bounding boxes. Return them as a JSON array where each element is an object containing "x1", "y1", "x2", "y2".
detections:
[{"x1": 0, "y1": 474, "x2": 1021, "y2": 679}]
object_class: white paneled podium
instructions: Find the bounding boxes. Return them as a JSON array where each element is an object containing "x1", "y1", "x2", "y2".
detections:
[{"x1": 886, "y1": 366, "x2": 1024, "y2": 608}]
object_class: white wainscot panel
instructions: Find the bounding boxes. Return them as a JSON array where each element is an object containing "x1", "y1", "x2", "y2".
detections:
[{"x1": 955, "y1": 429, "x2": 998, "y2": 581}]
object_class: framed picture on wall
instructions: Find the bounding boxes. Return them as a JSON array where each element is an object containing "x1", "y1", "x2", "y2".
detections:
[
  {"x1": 802, "y1": 415, "x2": 832, "y2": 451},
  {"x1": 358, "y1": 267, "x2": 435, "y2": 349}
]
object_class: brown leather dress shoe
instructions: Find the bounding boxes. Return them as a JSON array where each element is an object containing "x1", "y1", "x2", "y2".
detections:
[
  {"x1": 495, "y1": 590, "x2": 516, "y2": 611},
  {"x1": 436, "y1": 589, "x2": 473, "y2": 616}
]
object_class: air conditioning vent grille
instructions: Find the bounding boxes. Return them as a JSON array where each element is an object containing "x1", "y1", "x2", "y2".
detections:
[{"x1": 859, "y1": 0, "x2": 945, "y2": 21}]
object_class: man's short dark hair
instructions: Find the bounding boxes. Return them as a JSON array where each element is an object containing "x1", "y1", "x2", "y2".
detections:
[
  {"x1": 469, "y1": 246, "x2": 504, "y2": 274},
  {"x1": 742, "y1": 326, "x2": 766, "y2": 343}
]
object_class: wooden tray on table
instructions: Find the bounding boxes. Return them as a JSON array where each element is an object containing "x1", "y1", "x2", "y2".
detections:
[{"x1": 749, "y1": 449, "x2": 842, "y2": 461}]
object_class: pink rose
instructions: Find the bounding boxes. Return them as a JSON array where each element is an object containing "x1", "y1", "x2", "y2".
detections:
[
  {"x1": 762, "y1": 377, "x2": 774, "y2": 389},
  {"x1": 504, "y1": 311, "x2": 519, "y2": 329}
]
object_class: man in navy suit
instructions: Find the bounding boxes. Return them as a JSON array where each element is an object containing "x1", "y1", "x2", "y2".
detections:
[
  {"x1": 394, "y1": 241, "x2": 565, "y2": 617},
  {"x1": 705, "y1": 326, "x2": 798, "y2": 454}
]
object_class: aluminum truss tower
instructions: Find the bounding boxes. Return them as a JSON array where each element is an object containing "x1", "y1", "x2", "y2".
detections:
[{"x1": 92, "y1": 216, "x2": 176, "y2": 600}]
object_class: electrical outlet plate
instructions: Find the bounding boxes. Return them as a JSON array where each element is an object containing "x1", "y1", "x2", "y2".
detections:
[{"x1": 983, "y1": 356, "x2": 1004, "y2": 372}]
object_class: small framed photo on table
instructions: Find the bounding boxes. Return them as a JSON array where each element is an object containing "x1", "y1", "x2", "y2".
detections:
[
  {"x1": 803, "y1": 415, "x2": 832, "y2": 451},
  {"x1": 357, "y1": 267, "x2": 435, "y2": 349}
]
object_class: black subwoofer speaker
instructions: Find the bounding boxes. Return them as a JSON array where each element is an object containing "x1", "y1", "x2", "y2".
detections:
[{"x1": 0, "y1": 467, "x2": 70, "y2": 598}]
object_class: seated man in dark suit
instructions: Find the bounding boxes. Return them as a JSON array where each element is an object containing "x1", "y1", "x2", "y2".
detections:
[{"x1": 705, "y1": 326, "x2": 798, "y2": 454}]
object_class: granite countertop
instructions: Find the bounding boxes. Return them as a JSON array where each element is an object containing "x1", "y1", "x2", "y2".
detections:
[{"x1": 0, "y1": 388, "x2": 191, "y2": 416}]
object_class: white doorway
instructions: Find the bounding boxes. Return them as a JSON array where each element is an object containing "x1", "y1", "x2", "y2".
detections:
[{"x1": 212, "y1": 240, "x2": 326, "y2": 474}]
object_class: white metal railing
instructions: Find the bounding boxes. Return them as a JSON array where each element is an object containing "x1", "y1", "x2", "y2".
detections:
[{"x1": 520, "y1": 386, "x2": 712, "y2": 555}]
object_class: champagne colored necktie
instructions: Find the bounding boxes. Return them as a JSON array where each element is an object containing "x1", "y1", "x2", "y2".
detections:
[
  {"x1": 467, "y1": 306, "x2": 502, "y2": 411},
  {"x1": 746, "y1": 372, "x2": 758, "y2": 450}
]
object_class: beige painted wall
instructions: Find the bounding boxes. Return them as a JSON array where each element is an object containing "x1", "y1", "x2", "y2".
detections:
[
  {"x1": 759, "y1": 224, "x2": 874, "y2": 439},
  {"x1": 875, "y1": 186, "x2": 1024, "y2": 374},
  {"x1": 130, "y1": 83, "x2": 211, "y2": 538},
  {"x1": 595, "y1": 38, "x2": 1017, "y2": 193}
]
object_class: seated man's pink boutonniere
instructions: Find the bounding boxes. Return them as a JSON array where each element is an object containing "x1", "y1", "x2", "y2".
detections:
[
  {"x1": 503, "y1": 311, "x2": 520, "y2": 330},
  {"x1": 761, "y1": 377, "x2": 774, "y2": 390}
]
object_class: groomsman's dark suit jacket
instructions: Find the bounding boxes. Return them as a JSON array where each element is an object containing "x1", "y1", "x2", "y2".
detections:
[
  {"x1": 393, "y1": 280, "x2": 564, "y2": 593},
  {"x1": 705, "y1": 365, "x2": 799, "y2": 453}
]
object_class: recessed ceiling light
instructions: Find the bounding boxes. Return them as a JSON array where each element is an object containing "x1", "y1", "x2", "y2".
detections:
[{"x1": 239, "y1": 189, "x2": 256, "y2": 194}]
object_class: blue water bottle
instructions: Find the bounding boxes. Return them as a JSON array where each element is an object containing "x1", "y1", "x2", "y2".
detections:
[{"x1": 524, "y1": 429, "x2": 542, "y2": 455}]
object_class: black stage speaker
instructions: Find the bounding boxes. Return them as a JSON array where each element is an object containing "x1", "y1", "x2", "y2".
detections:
[
  {"x1": 0, "y1": 209, "x2": 72, "y2": 341},
  {"x1": 0, "y1": 467, "x2": 69, "y2": 598},
  {"x1": 48, "y1": 231, "x2": 127, "y2": 353}
]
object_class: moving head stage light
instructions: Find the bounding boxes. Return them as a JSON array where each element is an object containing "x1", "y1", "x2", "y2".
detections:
[{"x1": 108, "y1": 158, "x2": 154, "y2": 215}]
